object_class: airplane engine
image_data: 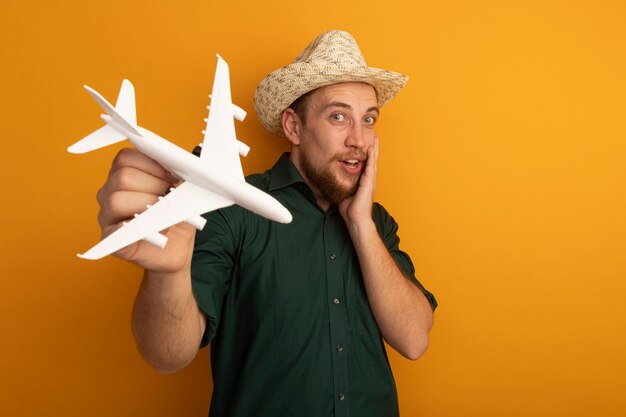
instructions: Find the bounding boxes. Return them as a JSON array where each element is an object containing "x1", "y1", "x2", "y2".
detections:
[
  {"x1": 144, "y1": 232, "x2": 168, "y2": 248},
  {"x1": 232, "y1": 104, "x2": 247, "y2": 121},
  {"x1": 186, "y1": 215, "x2": 207, "y2": 231},
  {"x1": 236, "y1": 140, "x2": 250, "y2": 157}
]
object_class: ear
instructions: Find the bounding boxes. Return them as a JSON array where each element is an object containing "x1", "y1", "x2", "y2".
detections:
[{"x1": 281, "y1": 108, "x2": 302, "y2": 145}]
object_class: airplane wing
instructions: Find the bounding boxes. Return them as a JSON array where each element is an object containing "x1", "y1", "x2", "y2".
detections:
[
  {"x1": 200, "y1": 55, "x2": 245, "y2": 181},
  {"x1": 78, "y1": 181, "x2": 234, "y2": 260}
]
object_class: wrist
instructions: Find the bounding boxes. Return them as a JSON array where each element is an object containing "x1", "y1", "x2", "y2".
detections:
[
  {"x1": 345, "y1": 216, "x2": 377, "y2": 240},
  {"x1": 144, "y1": 267, "x2": 192, "y2": 293}
]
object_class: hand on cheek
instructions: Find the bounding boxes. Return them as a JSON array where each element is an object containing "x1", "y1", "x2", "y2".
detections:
[{"x1": 340, "y1": 137, "x2": 379, "y2": 225}]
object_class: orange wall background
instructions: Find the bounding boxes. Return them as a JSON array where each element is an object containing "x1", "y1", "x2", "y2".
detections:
[{"x1": 2, "y1": 1, "x2": 625, "y2": 416}]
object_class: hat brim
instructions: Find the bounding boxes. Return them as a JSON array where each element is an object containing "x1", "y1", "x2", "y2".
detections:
[{"x1": 254, "y1": 62, "x2": 408, "y2": 137}]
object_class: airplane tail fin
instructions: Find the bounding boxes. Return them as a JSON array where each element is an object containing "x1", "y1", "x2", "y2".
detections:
[{"x1": 68, "y1": 79, "x2": 139, "y2": 154}]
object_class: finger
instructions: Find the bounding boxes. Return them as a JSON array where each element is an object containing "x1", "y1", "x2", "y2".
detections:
[
  {"x1": 120, "y1": 222, "x2": 196, "y2": 270},
  {"x1": 96, "y1": 164, "x2": 174, "y2": 210},
  {"x1": 373, "y1": 136, "x2": 379, "y2": 162},
  {"x1": 371, "y1": 136, "x2": 379, "y2": 176},
  {"x1": 110, "y1": 148, "x2": 175, "y2": 182},
  {"x1": 97, "y1": 190, "x2": 161, "y2": 228},
  {"x1": 104, "y1": 219, "x2": 196, "y2": 270},
  {"x1": 108, "y1": 165, "x2": 172, "y2": 195},
  {"x1": 363, "y1": 137, "x2": 378, "y2": 182}
]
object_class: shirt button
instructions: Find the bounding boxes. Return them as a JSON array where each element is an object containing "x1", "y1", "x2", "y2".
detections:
[
  {"x1": 339, "y1": 393, "x2": 345, "y2": 401},
  {"x1": 337, "y1": 345, "x2": 343, "y2": 352},
  {"x1": 333, "y1": 298, "x2": 340, "y2": 304},
  {"x1": 330, "y1": 254, "x2": 336, "y2": 260}
]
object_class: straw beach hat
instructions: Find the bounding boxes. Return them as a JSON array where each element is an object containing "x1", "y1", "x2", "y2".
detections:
[{"x1": 254, "y1": 30, "x2": 409, "y2": 137}]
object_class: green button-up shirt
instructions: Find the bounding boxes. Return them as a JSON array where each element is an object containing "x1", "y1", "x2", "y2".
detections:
[{"x1": 191, "y1": 153, "x2": 437, "y2": 417}]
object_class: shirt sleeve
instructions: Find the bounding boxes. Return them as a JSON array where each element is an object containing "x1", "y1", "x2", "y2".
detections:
[
  {"x1": 190, "y1": 209, "x2": 238, "y2": 347},
  {"x1": 372, "y1": 203, "x2": 438, "y2": 311}
]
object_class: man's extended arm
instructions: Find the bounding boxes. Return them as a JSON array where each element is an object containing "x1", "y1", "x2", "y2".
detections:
[
  {"x1": 97, "y1": 148, "x2": 206, "y2": 372},
  {"x1": 340, "y1": 138, "x2": 434, "y2": 360},
  {"x1": 132, "y1": 267, "x2": 206, "y2": 373}
]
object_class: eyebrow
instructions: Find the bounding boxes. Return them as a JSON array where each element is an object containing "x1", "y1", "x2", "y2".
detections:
[{"x1": 321, "y1": 101, "x2": 380, "y2": 115}]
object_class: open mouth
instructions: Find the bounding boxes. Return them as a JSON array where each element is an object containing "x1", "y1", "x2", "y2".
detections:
[{"x1": 340, "y1": 159, "x2": 363, "y2": 173}]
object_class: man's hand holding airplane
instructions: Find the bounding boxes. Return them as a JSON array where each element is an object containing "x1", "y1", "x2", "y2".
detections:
[{"x1": 96, "y1": 148, "x2": 196, "y2": 272}]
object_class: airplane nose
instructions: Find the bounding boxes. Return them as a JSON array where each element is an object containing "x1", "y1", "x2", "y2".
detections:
[{"x1": 278, "y1": 209, "x2": 293, "y2": 224}]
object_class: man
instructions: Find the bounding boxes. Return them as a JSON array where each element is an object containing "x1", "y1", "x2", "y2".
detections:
[{"x1": 97, "y1": 30, "x2": 437, "y2": 416}]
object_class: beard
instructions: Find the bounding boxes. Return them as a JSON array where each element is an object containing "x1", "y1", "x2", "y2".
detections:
[{"x1": 300, "y1": 152, "x2": 363, "y2": 206}]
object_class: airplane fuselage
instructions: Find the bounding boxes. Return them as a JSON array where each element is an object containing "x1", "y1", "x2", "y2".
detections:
[{"x1": 106, "y1": 120, "x2": 292, "y2": 224}]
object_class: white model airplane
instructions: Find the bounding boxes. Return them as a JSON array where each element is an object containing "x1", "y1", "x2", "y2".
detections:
[{"x1": 68, "y1": 54, "x2": 292, "y2": 260}]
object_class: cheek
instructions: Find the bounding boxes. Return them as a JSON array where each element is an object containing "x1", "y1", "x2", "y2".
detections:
[
  {"x1": 300, "y1": 142, "x2": 327, "y2": 168},
  {"x1": 364, "y1": 128, "x2": 377, "y2": 144},
  {"x1": 304, "y1": 138, "x2": 333, "y2": 160},
  {"x1": 301, "y1": 126, "x2": 346, "y2": 161}
]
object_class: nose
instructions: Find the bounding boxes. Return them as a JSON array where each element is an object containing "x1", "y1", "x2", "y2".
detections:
[{"x1": 345, "y1": 123, "x2": 367, "y2": 149}]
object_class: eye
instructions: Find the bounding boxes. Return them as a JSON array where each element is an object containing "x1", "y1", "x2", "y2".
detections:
[
  {"x1": 330, "y1": 113, "x2": 346, "y2": 122},
  {"x1": 363, "y1": 115, "x2": 377, "y2": 125}
]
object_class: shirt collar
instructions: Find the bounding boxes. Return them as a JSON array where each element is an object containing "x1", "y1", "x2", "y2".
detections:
[
  {"x1": 268, "y1": 152, "x2": 307, "y2": 192},
  {"x1": 268, "y1": 152, "x2": 327, "y2": 210}
]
